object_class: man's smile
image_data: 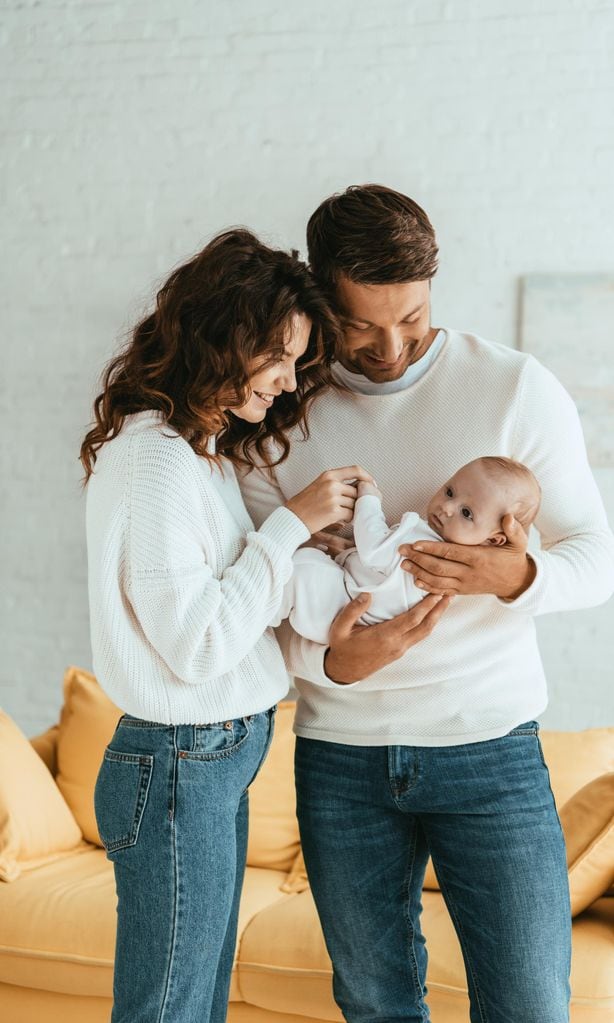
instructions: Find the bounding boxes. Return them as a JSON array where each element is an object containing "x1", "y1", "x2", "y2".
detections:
[{"x1": 362, "y1": 350, "x2": 407, "y2": 370}]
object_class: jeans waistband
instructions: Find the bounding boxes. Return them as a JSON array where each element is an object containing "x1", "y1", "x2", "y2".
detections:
[{"x1": 117, "y1": 707, "x2": 276, "y2": 731}]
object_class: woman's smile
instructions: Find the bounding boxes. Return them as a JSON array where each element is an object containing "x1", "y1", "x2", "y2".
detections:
[{"x1": 253, "y1": 390, "x2": 278, "y2": 407}]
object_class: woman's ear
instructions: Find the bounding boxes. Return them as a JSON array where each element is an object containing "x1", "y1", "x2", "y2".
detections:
[{"x1": 487, "y1": 532, "x2": 507, "y2": 547}]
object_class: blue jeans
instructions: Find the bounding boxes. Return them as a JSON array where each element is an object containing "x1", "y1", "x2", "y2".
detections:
[
  {"x1": 295, "y1": 722, "x2": 571, "y2": 1023},
  {"x1": 94, "y1": 708, "x2": 276, "y2": 1023}
]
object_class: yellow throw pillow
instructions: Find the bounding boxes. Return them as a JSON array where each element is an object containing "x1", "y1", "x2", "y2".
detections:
[
  {"x1": 55, "y1": 666, "x2": 124, "y2": 846},
  {"x1": 29, "y1": 724, "x2": 60, "y2": 775},
  {"x1": 0, "y1": 711, "x2": 83, "y2": 882},
  {"x1": 540, "y1": 729, "x2": 614, "y2": 808},
  {"x1": 559, "y1": 773, "x2": 614, "y2": 917},
  {"x1": 246, "y1": 701, "x2": 301, "y2": 873}
]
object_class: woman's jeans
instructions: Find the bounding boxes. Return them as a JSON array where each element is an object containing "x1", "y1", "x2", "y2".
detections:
[
  {"x1": 295, "y1": 721, "x2": 571, "y2": 1023},
  {"x1": 94, "y1": 708, "x2": 276, "y2": 1023}
]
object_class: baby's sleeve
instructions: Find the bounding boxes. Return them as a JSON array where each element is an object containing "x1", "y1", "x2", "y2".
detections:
[{"x1": 353, "y1": 497, "x2": 421, "y2": 574}]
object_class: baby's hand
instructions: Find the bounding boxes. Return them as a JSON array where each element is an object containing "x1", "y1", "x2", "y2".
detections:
[{"x1": 357, "y1": 480, "x2": 383, "y2": 500}]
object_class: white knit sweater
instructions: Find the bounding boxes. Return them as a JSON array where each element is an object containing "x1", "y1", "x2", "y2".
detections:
[
  {"x1": 86, "y1": 411, "x2": 309, "y2": 724},
  {"x1": 239, "y1": 329, "x2": 614, "y2": 747}
]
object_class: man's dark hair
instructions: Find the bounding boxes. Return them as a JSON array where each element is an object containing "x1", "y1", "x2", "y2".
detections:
[{"x1": 307, "y1": 183, "x2": 439, "y2": 290}]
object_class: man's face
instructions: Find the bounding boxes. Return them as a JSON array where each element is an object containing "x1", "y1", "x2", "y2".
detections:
[{"x1": 334, "y1": 276, "x2": 436, "y2": 382}]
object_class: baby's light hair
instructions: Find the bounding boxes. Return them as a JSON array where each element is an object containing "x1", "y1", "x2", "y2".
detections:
[{"x1": 474, "y1": 456, "x2": 542, "y2": 530}]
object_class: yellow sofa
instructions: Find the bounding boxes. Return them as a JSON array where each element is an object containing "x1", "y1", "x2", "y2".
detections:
[{"x1": 0, "y1": 667, "x2": 613, "y2": 1023}]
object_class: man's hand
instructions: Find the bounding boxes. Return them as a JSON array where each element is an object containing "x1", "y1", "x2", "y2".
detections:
[
  {"x1": 324, "y1": 591, "x2": 452, "y2": 685},
  {"x1": 399, "y1": 514, "x2": 536, "y2": 600}
]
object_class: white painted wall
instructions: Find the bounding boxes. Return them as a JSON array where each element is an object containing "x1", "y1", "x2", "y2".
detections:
[{"x1": 2, "y1": 0, "x2": 613, "y2": 734}]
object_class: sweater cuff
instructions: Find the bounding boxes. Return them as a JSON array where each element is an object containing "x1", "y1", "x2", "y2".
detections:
[
  {"x1": 275, "y1": 619, "x2": 362, "y2": 690},
  {"x1": 496, "y1": 552, "x2": 545, "y2": 613},
  {"x1": 258, "y1": 505, "x2": 311, "y2": 556},
  {"x1": 299, "y1": 642, "x2": 362, "y2": 690}
]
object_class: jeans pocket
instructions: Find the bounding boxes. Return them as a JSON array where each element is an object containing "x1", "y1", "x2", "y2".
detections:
[
  {"x1": 180, "y1": 717, "x2": 251, "y2": 760},
  {"x1": 94, "y1": 749, "x2": 154, "y2": 853}
]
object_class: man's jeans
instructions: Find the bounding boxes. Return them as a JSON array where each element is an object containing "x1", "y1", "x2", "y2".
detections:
[
  {"x1": 295, "y1": 722, "x2": 571, "y2": 1023},
  {"x1": 94, "y1": 708, "x2": 276, "y2": 1023}
]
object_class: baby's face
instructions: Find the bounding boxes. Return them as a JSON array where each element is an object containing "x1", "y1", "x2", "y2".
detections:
[{"x1": 426, "y1": 463, "x2": 510, "y2": 545}]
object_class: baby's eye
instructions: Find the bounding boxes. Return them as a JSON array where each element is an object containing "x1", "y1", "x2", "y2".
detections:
[
  {"x1": 446, "y1": 487, "x2": 453, "y2": 498},
  {"x1": 461, "y1": 507, "x2": 473, "y2": 520}
]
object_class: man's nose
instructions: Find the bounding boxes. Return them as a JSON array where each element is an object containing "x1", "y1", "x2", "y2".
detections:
[{"x1": 375, "y1": 327, "x2": 404, "y2": 363}]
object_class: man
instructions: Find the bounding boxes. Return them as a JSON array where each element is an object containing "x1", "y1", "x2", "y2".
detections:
[{"x1": 239, "y1": 184, "x2": 614, "y2": 1022}]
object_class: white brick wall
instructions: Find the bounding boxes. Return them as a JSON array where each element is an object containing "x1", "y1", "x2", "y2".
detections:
[{"x1": 2, "y1": 0, "x2": 613, "y2": 734}]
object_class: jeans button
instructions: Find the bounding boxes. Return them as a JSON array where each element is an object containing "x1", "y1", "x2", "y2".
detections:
[{"x1": 224, "y1": 721, "x2": 233, "y2": 730}]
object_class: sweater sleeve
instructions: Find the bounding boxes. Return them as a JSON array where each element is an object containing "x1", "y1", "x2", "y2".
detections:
[
  {"x1": 501, "y1": 356, "x2": 614, "y2": 615},
  {"x1": 236, "y1": 454, "x2": 287, "y2": 528},
  {"x1": 124, "y1": 434, "x2": 309, "y2": 685},
  {"x1": 274, "y1": 619, "x2": 362, "y2": 690},
  {"x1": 238, "y1": 452, "x2": 360, "y2": 689},
  {"x1": 352, "y1": 495, "x2": 395, "y2": 570}
]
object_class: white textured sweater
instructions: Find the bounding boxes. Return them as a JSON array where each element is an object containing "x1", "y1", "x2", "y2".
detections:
[
  {"x1": 239, "y1": 329, "x2": 614, "y2": 747},
  {"x1": 86, "y1": 411, "x2": 309, "y2": 724}
]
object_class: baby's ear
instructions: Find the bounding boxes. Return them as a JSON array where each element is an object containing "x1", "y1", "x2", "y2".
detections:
[{"x1": 487, "y1": 532, "x2": 507, "y2": 547}]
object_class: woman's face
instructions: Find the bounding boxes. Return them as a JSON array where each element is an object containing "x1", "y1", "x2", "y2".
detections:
[{"x1": 232, "y1": 313, "x2": 312, "y2": 423}]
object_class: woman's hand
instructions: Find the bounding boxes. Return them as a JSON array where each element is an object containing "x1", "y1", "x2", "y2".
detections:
[
  {"x1": 286, "y1": 466, "x2": 374, "y2": 535},
  {"x1": 299, "y1": 524, "x2": 354, "y2": 559}
]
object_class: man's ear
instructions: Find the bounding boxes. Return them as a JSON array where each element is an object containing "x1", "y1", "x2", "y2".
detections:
[{"x1": 486, "y1": 532, "x2": 507, "y2": 547}]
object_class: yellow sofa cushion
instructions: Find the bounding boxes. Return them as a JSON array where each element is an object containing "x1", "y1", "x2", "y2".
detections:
[
  {"x1": 237, "y1": 884, "x2": 614, "y2": 1019},
  {"x1": 0, "y1": 846, "x2": 288, "y2": 1001},
  {"x1": 246, "y1": 702, "x2": 301, "y2": 873},
  {"x1": 55, "y1": 667, "x2": 123, "y2": 846},
  {"x1": 0, "y1": 711, "x2": 83, "y2": 882},
  {"x1": 560, "y1": 773, "x2": 614, "y2": 917}
]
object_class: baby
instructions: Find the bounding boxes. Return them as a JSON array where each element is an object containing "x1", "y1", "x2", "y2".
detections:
[{"x1": 272, "y1": 456, "x2": 542, "y2": 645}]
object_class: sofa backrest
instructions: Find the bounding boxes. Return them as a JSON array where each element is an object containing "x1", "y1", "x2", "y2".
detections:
[{"x1": 30, "y1": 668, "x2": 614, "y2": 879}]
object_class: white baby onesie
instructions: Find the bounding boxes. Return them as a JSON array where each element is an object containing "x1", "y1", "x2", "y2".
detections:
[{"x1": 272, "y1": 494, "x2": 441, "y2": 645}]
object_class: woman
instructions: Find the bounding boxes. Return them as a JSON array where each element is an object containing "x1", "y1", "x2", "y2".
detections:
[{"x1": 81, "y1": 228, "x2": 372, "y2": 1023}]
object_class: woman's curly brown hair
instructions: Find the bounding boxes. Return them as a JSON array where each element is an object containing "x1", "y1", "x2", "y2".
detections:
[{"x1": 80, "y1": 228, "x2": 340, "y2": 483}]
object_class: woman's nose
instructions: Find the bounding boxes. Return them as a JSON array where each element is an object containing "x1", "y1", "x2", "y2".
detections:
[{"x1": 281, "y1": 366, "x2": 297, "y2": 392}]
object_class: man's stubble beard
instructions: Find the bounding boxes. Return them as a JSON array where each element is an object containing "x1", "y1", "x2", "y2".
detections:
[{"x1": 337, "y1": 327, "x2": 438, "y2": 383}]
